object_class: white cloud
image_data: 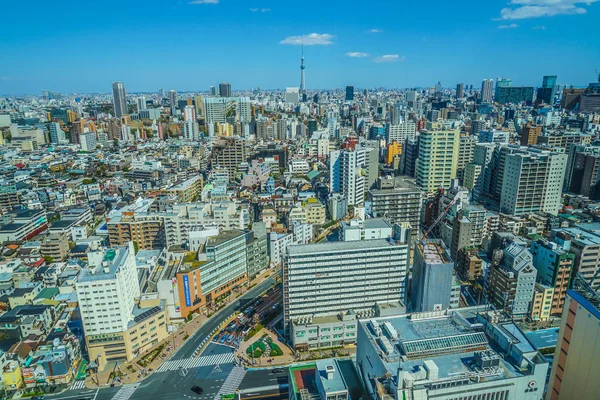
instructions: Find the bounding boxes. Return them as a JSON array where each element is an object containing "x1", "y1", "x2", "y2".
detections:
[
  {"x1": 280, "y1": 33, "x2": 335, "y2": 46},
  {"x1": 189, "y1": 0, "x2": 218, "y2": 4},
  {"x1": 346, "y1": 52, "x2": 370, "y2": 58},
  {"x1": 251, "y1": 7, "x2": 270, "y2": 12},
  {"x1": 499, "y1": 23, "x2": 519, "y2": 28},
  {"x1": 250, "y1": 7, "x2": 259, "y2": 11},
  {"x1": 373, "y1": 54, "x2": 405, "y2": 63},
  {"x1": 0, "y1": 77, "x2": 12, "y2": 81},
  {"x1": 366, "y1": 28, "x2": 382, "y2": 33},
  {"x1": 498, "y1": 0, "x2": 597, "y2": 19},
  {"x1": 532, "y1": 24, "x2": 547, "y2": 29}
]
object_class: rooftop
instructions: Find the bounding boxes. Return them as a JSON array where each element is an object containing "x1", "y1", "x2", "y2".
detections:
[
  {"x1": 417, "y1": 240, "x2": 451, "y2": 264},
  {"x1": 78, "y1": 246, "x2": 129, "y2": 282},
  {"x1": 359, "y1": 307, "x2": 544, "y2": 386},
  {"x1": 206, "y1": 229, "x2": 245, "y2": 247},
  {"x1": 287, "y1": 238, "x2": 396, "y2": 256}
]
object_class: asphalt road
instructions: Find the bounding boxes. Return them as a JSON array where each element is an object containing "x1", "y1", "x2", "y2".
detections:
[
  {"x1": 48, "y1": 273, "x2": 280, "y2": 400},
  {"x1": 240, "y1": 388, "x2": 288, "y2": 400},
  {"x1": 172, "y1": 273, "x2": 279, "y2": 361},
  {"x1": 239, "y1": 369, "x2": 288, "y2": 390}
]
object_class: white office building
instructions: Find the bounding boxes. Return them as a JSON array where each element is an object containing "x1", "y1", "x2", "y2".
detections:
[
  {"x1": 76, "y1": 243, "x2": 140, "y2": 335},
  {"x1": 284, "y1": 237, "x2": 409, "y2": 328},
  {"x1": 285, "y1": 87, "x2": 300, "y2": 103}
]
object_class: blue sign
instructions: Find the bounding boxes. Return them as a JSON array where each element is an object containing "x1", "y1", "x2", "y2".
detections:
[{"x1": 183, "y1": 275, "x2": 191, "y2": 307}]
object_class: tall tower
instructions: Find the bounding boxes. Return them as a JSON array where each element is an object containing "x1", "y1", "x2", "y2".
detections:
[
  {"x1": 300, "y1": 46, "x2": 306, "y2": 97},
  {"x1": 112, "y1": 81, "x2": 127, "y2": 118},
  {"x1": 169, "y1": 90, "x2": 177, "y2": 115}
]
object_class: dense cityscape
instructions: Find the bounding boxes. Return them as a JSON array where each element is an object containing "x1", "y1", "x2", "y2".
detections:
[{"x1": 2, "y1": 23, "x2": 600, "y2": 400}]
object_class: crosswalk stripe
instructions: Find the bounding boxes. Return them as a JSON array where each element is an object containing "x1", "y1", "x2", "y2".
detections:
[
  {"x1": 213, "y1": 366, "x2": 246, "y2": 399},
  {"x1": 112, "y1": 384, "x2": 139, "y2": 400},
  {"x1": 154, "y1": 353, "x2": 234, "y2": 373},
  {"x1": 69, "y1": 380, "x2": 86, "y2": 390}
]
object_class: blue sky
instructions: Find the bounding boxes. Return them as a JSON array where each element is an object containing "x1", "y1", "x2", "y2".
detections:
[{"x1": 1, "y1": 0, "x2": 599, "y2": 94}]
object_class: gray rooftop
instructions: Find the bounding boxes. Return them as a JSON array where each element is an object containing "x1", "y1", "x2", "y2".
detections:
[
  {"x1": 78, "y1": 247, "x2": 129, "y2": 282},
  {"x1": 287, "y1": 238, "x2": 396, "y2": 256}
]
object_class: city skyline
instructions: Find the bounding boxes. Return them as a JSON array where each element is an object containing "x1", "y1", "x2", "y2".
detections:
[{"x1": 1, "y1": 0, "x2": 600, "y2": 94}]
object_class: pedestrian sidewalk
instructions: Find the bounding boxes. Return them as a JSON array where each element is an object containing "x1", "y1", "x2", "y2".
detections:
[{"x1": 84, "y1": 268, "x2": 277, "y2": 389}]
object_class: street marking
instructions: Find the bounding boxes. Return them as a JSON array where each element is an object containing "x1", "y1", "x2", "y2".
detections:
[
  {"x1": 70, "y1": 380, "x2": 87, "y2": 390},
  {"x1": 155, "y1": 353, "x2": 234, "y2": 373},
  {"x1": 111, "y1": 384, "x2": 139, "y2": 400},
  {"x1": 213, "y1": 366, "x2": 246, "y2": 400}
]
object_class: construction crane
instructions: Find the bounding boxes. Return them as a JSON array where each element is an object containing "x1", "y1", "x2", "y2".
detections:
[
  {"x1": 421, "y1": 191, "x2": 461, "y2": 241},
  {"x1": 596, "y1": 69, "x2": 600, "y2": 83}
]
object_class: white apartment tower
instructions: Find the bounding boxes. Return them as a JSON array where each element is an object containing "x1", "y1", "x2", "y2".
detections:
[
  {"x1": 330, "y1": 147, "x2": 378, "y2": 206},
  {"x1": 386, "y1": 122, "x2": 416, "y2": 144},
  {"x1": 76, "y1": 243, "x2": 140, "y2": 335},
  {"x1": 183, "y1": 105, "x2": 200, "y2": 140},
  {"x1": 500, "y1": 148, "x2": 567, "y2": 216}
]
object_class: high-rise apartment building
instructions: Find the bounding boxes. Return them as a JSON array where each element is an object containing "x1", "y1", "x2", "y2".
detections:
[
  {"x1": 550, "y1": 226, "x2": 600, "y2": 290},
  {"x1": 48, "y1": 122, "x2": 65, "y2": 144},
  {"x1": 456, "y1": 135, "x2": 477, "y2": 183},
  {"x1": 108, "y1": 213, "x2": 166, "y2": 250},
  {"x1": 520, "y1": 124, "x2": 542, "y2": 146},
  {"x1": 415, "y1": 122, "x2": 460, "y2": 194},
  {"x1": 211, "y1": 137, "x2": 247, "y2": 179},
  {"x1": 401, "y1": 137, "x2": 419, "y2": 177},
  {"x1": 410, "y1": 239, "x2": 455, "y2": 312},
  {"x1": 219, "y1": 82, "x2": 232, "y2": 97},
  {"x1": 530, "y1": 237, "x2": 574, "y2": 316},
  {"x1": 168, "y1": 90, "x2": 177, "y2": 115},
  {"x1": 136, "y1": 96, "x2": 147, "y2": 112},
  {"x1": 385, "y1": 122, "x2": 416, "y2": 145},
  {"x1": 204, "y1": 97, "x2": 251, "y2": 124},
  {"x1": 112, "y1": 81, "x2": 127, "y2": 118},
  {"x1": 183, "y1": 105, "x2": 199, "y2": 140},
  {"x1": 368, "y1": 179, "x2": 422, "y2": 237},
  {"x1": 481, "y1": 79, "x2": 494, "y2": 103},
  {"x1": 565, "y1": 143, "x2": 600, "y2": 193},
  {"x1": 547, "y1": 274, "x2": 600, "y2": 400},
  {"x1": 80, "y1": 131, "x2": 97, "y2": 152},
  {"x1": 330, "y1": 147, "x2": 378, "y2": 206},
  {"x1": 488, "y1": 242, "x2": 537, "y2": 318},
  {"x1": 499, "y1": 147, "x2": 567, "y2": 216}
]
